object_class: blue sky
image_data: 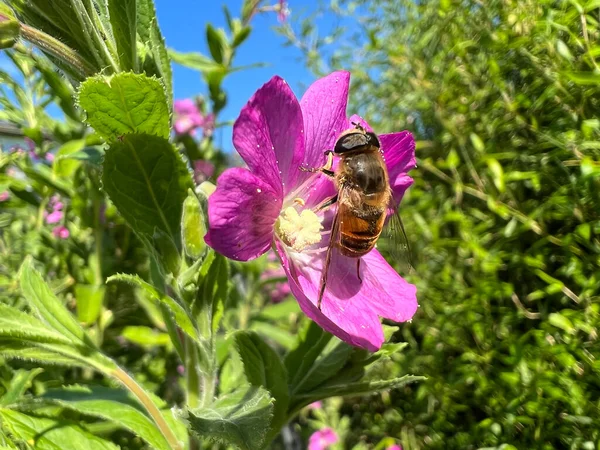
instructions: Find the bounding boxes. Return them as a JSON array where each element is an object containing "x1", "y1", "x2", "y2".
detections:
[{"x1": 155, "y1": 0, "x2": 330, "y2": 150}]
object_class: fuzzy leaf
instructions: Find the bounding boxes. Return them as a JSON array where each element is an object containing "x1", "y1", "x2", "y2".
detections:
[
  {"x1": 107, "y1": 273, "x2": 198, "y2": 343},
  {"x1": 235, "y1": 331, "x2": 289, "y2": 433},
  {"x1": 108, "y1": 0, "x2": 137, "y2": 71},
  {"x1": 101, "y1": 133, "x2": 193, "y2": 255},
  {"x1": 19, "y1": 258, "x2": 88, "y2": 345},
  {"x1": 42, "y1": 386, "x2": 171, "y2": 450},
  {"x1": 0, "y1": 410, "x2": 119, "y2": 450},
  {"x1": 78, "y1": 73, "x2": 169, "y2": 141},
  {"x1": 0, "y1": 340, "x2": 115, "y2": 372},
  {"x1": 0, "y1": 369, "x2": 43, "y2": 407},
  {"x1": 290, "y1": 338, "x2": 354, "y2": 395},
  {"x1": 137, "y1": 0, "x2": 172, "y2": 100},
  {"x1": 186, "y1": 385, "x2": 274, "y2": 450},
  {"x1": 0, "y1": 305, "x2": 74, "y2": 346},
  {"x1": 294, "y1": 375, "x2": 424, "y2": 401}
]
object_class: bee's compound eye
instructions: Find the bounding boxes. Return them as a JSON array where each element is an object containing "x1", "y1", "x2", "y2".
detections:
[
  {"x1": 366, "y1": 132, "x2": 380, "y2": 148},
  {"x1": 334, "y1": 132, "x2": 370, "y2": 154}
]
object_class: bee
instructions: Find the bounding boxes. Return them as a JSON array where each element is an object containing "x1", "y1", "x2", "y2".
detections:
[{"x1": 304, "y1": 122, "x2": 410, "y2": 310}]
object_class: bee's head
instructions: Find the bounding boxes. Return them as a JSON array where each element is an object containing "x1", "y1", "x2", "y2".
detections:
[{"x1": 334, "y1": 123, "x2": 380, "y2": 154}]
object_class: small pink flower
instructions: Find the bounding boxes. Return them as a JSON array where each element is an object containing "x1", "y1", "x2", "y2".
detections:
[
  {"x1": 387, "y1": 445, "x2": 403, "y2": 450},
  {"x1": 205, "y1": 72, "x2": 417, "y2": 351},
  {"x1": 202, "y1": 113, "x2": 216, "y2": 137},
  {"x1": 177, "y1": 364, "x2": 185, "y2": 375},
  {"x1": 45, "y1": 153, "x2": 55, "y2": 162},
  {"x1": 308, "y1": 428, "x2": 338, "y2": 450},
  {"x1": 174, "y1": 99, "x2": 214, "y2": 137},
  {"x1": 52, "y1": 225, "x2": 70, "y2": 239},
  {"x1": 0, "y1": 191, "x2": 9, "y2": 202},
  {"x1": 45, "y1": 210, "x2": 64, "y2": 224},
  {"x1": 277, "y1": 0, "x2": 290, "y2": 23},
  {"x1": 307, "y1": 401, "x2": 322, "y2": 410},
  {"x1": 194, "y1": 160, "x2": 215, "y2": 183}
]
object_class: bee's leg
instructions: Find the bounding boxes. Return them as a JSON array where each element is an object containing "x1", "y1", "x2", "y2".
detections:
[
  {"x1": 315, "y1": 194, "x2": 338, "y2": 212},
  {"x1": 300, "y1": 151, "x2": 334, "y2": 176},
  {"x1": 318, "y1": 208, "x2": 340, "y2": 310},
  {"x1": 356, "y1": 258, "x2": 363, "y2": 283}
]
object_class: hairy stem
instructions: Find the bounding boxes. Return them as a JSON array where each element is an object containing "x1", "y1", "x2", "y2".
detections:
[
  {"x1": 19, "y1": 23, "x2": 95, "y2": 79},
  {"x1": 113, "y1": 367, "x2": 183, "y2": 450}
]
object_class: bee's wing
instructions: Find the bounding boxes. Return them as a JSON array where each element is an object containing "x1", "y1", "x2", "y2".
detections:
[{"x1": 383, "y1": 206, "x2": 415, "y2": 275}]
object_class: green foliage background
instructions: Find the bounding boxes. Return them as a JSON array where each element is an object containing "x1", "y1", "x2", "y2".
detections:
[{"x1": 283, "y1": 0, "x2": 600, "y2": 448}]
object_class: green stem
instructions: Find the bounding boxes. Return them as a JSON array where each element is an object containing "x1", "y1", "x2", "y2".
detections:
[
  {"x1": 185, "y1": 337, "x2": 201, "y2": 409},
  {"x1": 113, "y1": 366, "x2": 183, "y2": 450},
  {"x1": 19, "y1": 22, "x2": 95, "y2": 79},
  {"x1": 36, "y1": 196, "x2": 49, "y2": 230}
]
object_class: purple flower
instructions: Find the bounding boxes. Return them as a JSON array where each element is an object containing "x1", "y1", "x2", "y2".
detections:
[
  {"x1": 45, "y1": 210, "x2": 64, "y2": 224},
  {"x1": 52, "y1": 225, "x2": 70, "y2": 239},
  {"x1": 277, "y1": 0, "x2": 290, "y2": 23},
  {"x1": 193, "y1": 160, "x2": 215, "y2": 183},
  {"x1": 205, "y1": 72, "x2": 417, "y2": 351},
  {"x1": 308, "y1": 428, "x2": 338, "y2": 450},
  {"x1": 174, "y1": 99, "x2": 214, "y2": 137},
  {"x1": 0, "y1": 191, "x2": 9, "y2": 202}
]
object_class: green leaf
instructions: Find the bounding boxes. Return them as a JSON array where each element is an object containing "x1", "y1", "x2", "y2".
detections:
[
  {"x1": 232, "y1": 26, "x2": 251, "y2": 48},
  {"x1": 295, "y1": 375, "x2": 424, "y2": 401},
  {"x1": 249, "y1": 322, "x2": 296, "y2": 350},
  {"x1": 108, "y1": 0, "x2": 137, "y2": 71},
  {"x1": 107, "y1": 273, "x2": 198, "y2": 343},
  {"x1": 75, "y1": 284, "x2": 105, "y2": 325},
  {"x1": 469, "y1": 133, "x2": 485, "y2": 152},
  {"x1": 206, "y1": 24, "x2": 228, "y2": 64},
  {"x1": 101, "y1": 133, "x2": 193, "y2": 256},
  {"x1": 0, "y1": 409, "x2": 119, "y2": 450},
  {"x1": 548, "y1": 313, "x2": 575, "y2": 333},
  {"x1": 57, "y1": 146, "x2": 104, "y2": 167},
  {"x1": 0, "y1": 369, "x2": 43, "y2": 407},
  {"x1": 78, "y1": 73, "x2": 169, "y2": 141},
  {"x1": 137, "y1": 0, "x2": 172, "y2": 101},
  {"x1": 182, "y1": 190, "x2": 207, "y2": 259},
  {"x1": 186, "y1": 385, "x2": 274, "y2": 450},
  {"x1": 0, "y1": 305, "x2": 74, "y2": 346},
  {"x1": 169, "y1": 49, "x2": 218, "y2": 72},
  {"x1": 53, "y1": 139, "x2": 86, "y2": 178},
  {"x1": 291, "y1": 338, "x2": 354, "y2": 395},
  {"x1": 19, "y1": 258, "x2": 88, "y2": 345},
  {"x1": 285, "y1": 321, "x2": 332, "y2": 388},
  {"x1": 234, "y1": 331, "x2": 289, "y2": 433},
  {"x1": 0, "y1": 9, "x2": 20, "y2": 50},
  {"x1": 42, "y1": 386, "x2": 171, "y2": 450},
  {"x1": 563, "y1": 71, "x2": 600, "y2": 85},
  {"x1": 122, "y1": 325, "x2": 172, "y2": 348},
  {"x1": 0, "y1": 339, "x2": 115, "y2": 372}
]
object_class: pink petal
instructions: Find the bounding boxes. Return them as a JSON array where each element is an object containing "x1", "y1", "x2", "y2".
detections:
[
  {"x1": 45, "y1": 210, "x2": 64, "y2": 224},
  {"x1": 300, "y1": 71, "x2": 351, "y2": 170},
  {"x1": 174, "y1": 99, "x2": 198, "y2": 115},
  {"x1": 348, "y1": 114, "x2": 373, "y2": 132},
  {"x1": 380, "y1": 132, "x2": 416, "y2": 205},
  {"x1": 308, "y1": 428, "x2": 339, "y2": 450},
  {"x1": 277, "y1": 239, "x2": 417, "y2": 350},
  {"x1": 206, "y1": 168, "x2": 281, "y2": 261},
  {"x1": 233, "y1": 76, "x2": 304, "y2": 196}
]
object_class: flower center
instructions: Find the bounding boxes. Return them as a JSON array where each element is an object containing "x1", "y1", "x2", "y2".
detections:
[{"x1": 275, "y1": 206, "x2": 323, "y2": 252}]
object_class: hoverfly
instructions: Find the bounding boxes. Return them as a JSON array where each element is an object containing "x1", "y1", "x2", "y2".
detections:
[{"x1": 303, "y1": 122, "x2": 412, "y2": 310}]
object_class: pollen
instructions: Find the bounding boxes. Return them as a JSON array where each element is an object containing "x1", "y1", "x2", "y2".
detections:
[{"x1": 276, "y1": 206, "x2": 323, "y2": 251}]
